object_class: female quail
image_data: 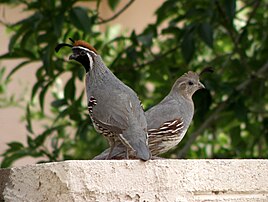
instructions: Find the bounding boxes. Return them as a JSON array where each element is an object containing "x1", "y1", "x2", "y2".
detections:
[{"x1": 94, "y1": 71, "x2": 205, "y2": 159}]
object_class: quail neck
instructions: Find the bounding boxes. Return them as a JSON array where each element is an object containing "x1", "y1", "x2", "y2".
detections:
[{"x1": 89, "y1": 55, "x2": 118, "y2": 86}]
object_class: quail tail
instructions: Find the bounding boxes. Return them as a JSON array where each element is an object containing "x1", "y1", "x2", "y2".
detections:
[
  {"x1": 133, "y1": 140, "x2": 151, "y2": 161},
  {"x1": 120, "y1": 127, "x2": 151, "y2": 161}
]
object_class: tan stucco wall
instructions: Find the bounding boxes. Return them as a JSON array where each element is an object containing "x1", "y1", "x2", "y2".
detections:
[{"x1": 1, "y1": 159, "x2": 268, "y2": 201}]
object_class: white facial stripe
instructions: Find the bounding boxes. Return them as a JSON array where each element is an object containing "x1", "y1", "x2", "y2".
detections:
[
  {"x1": 86, "y1": 53, "x2": 93, "y2": 70},
  {"x1": 72, "y1": 46, "x2": 97, "y2": 56}
]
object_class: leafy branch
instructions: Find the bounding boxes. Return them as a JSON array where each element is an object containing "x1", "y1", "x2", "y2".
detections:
[
  {"x1": 237, "y1": 0, "x2": 261, "y2": 43},
  {"x1": 215, "y1": 0, "x2": 249, "y2": 70}
]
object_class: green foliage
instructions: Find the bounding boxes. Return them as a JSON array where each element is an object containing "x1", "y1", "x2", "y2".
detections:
[{"x1": 1, "y1": 0, "x2": 268, "y2": 167}]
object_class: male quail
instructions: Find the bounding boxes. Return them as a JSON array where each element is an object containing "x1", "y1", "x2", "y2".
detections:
[
  {"x1": 55, "y1": 39, "x2": 151, "y2": 160},
  {"x1": 94, "y1": 71, "x2": 205, "y2": 159}
]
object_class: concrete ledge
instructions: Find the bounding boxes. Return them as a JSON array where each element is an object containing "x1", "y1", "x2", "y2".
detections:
[{"x1": 1, "y1": 160, "x2": 268, "y2": 201}]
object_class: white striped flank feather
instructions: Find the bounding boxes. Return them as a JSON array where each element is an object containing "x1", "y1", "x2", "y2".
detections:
[
  {"x1": 148, "y1": 118, "x2": 185, "y2": 155},
  {"x1": 87, "y1": 96, "x2": 97, "y2": 115},
  {"x1": 87, "y1": 96, "x2": 124, "y2": 141},
  {"x1": 148, "y1": 119, "x2": 184, "y2": 135}
]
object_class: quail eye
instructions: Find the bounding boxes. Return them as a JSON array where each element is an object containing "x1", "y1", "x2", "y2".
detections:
[
  {"x1": 81, "y1": 51, "x2": 86, "y2": 56},
  {"x1": 188, "y1": 81, "x2": 194, "y2": 85}
]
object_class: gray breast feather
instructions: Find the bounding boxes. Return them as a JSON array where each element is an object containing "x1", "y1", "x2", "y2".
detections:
[{"x1": 89, "y1": 88, "x2": 144, "y2": 132}]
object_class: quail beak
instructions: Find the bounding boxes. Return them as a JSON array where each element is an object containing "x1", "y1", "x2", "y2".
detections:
[
  {"x1": 69, "y1": 53, "x2": 78, "y2": 60},
  {"x1": 198, "y1": 82, "x2": 205, "y2": 89}
]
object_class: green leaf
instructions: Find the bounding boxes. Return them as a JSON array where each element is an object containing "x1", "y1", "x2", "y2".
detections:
[
  {"x1": 8, "y1": 25, "x2": 28, "y2": 52},
  {"x1": 51, "y1": 99, "x2": 68, "y2": 108},
  {"x1": 0, "y1": 49, "x2": 36, "y2": 60},
  {"x1": 76, "y1": 120, "x2": 91, "y2": 141},
  {"x1": 108, "y1": 0, "x2": 120, "y2": 11},
  {"x1": 69, "y1": 7, "x2": 91, "y2": 33},
  {"x1": 1, "y1": 48, "x2": 37, "y2": 60},
  {"x1": 27, "y1": 135, "x2": 35, "y2": 148},
  {"x1": 35, "y1": 67, "x2": 45, "y2": 80},
  {"x1": 162, "y1": 26, "x2": 181, "y2": 36},
  {"x1": 225, "y1": 0, "x2": 236, "y2": 24},
  {"x1": 155, "y1": 0, "x2": 177, "y2": 25},
  {"x1": 26, "y1": 104, "x2": 34, "y2": 134},
  {"x1": 77, "y1": 66, "x2": 85, "y2": 81},
  {"x1": 1, "y1": 150, "x2": 28, "y2": 168},
  {"x1": 181, "y1": 32, "x2": 195, "y2": 63},
  {"x1": 64, "y1": 77, "x2": 76, "y2": 101},
  {"x1": 198, "y1": 23, "x2": 213, "y2": 48},
  {"x1": 247, "y1": 123, "x2": 261, "y2": 137},
  {"x1": 41, "y1": 46, "x2": 53, "y2": 76},
  {"x1": 137, "y1": 32, "x2": 154, "y2": 47},
  {"x1": 20, "y1": 29, "x2": 34, "y2": 49},
  {"x1": 31, "y1": 80, "x2": 44, "y2": 101},
  {"x1": 7, "y1": 142, "x2": 24, "y2": 151},
  {"x1": 34, "y1": 134, "x2": 47, "y2": 148},
  {"x1": 126, "y1": 46, "x2": 138, "y2": 62},
  {"x1": 54, "y1": 107, "x2": 70, "y2": 123},
  {"x1": 230, "y1": 126, "x2": 241, "y2": 147},
  {"x1": 53, "y1": 13, "x2": 64, "y2": 37},
  {"x1": 233, "y1": 98, "x2": 248, "y2": 122},
  {"x1": 34, "y1": 124, "x2": 68, "y2": 148},
  {"x1": 0, "y1": 67, "x2": 6, "y2": 81},
  {"x1": 130, "y1": 30, "x2": 138, "y2": 45},
  {"x1": 39, "y1": 83, "x2": 51, "y2": 111}
]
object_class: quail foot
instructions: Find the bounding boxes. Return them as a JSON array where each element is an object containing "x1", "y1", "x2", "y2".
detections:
[{"x1": 56, "y1": 39, "x2": 151, "y2": 161}]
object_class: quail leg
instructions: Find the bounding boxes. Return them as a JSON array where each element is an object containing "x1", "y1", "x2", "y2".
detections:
[
  {"x1": 106, "y1": 140, "x2": 115, "y2": 160},
  {"x1": 125, "y1": 148, "x2": 129, "y2": 159},
  {"x1": 118, "y1": 134, "x2": 134, "y2": 159}
]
